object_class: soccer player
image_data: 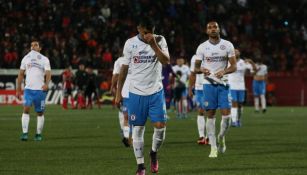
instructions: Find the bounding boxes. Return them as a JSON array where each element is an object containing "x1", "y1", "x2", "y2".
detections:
[
  {"x1": 194, "y1": 21, "x2": 237, "y2": 158},
  {"x1": 189, "y1": 55, "x2": 208, "y2": 145},
  {"x1": 228, "y1": 49, "x2": 256, "y2": 127},
  {"x1": 85, "y1": 66, "x2": 99, "y2": 109},
  {"x1": 172, "y1": 57, "x2": 190, "y2": 118},
  {"x1": 253, "y1": 59, "x2": 268, "y2": 113},
  {"x1": 61, "y1": 65, "x2": 75, "y2": 109},
  {"x1": 16, "y1": 40, "x2": 51, "y2": 141},
  {"x1": 115, "y1": 17, "x2": 169, "y2": 175},
  {"x1": 111, "y1": 56, "x2": 130, "y2": 147},
  {"x1": 75, "y1": 63, "x2": 87, "y2": 109}
]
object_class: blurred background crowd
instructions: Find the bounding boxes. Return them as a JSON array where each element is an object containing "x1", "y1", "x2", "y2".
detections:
[{"x1": 1, "y1": 0, "x2": 306, "y2": 73}]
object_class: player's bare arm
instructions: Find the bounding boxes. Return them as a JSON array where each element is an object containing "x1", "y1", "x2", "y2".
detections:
[
  {"x1": 144, "y1": 33, "x2": 170, "y2": 65},
  {"x1": 188, "y1": 72, "x2": 196, "y2": 98},
  {"x1": 215, "y1": 56, "x2": 237, "y2": 79},
  {"x1": 43, "y1": 70, "x2": 51, "y2": 91},
  {"x1": 110, "y1": 74, "x2": 119, "y2": 95},
  {"x1": 16, "y1": 69, "x2": 25, "y2": 100},
  {"x1": 115, "y1": 65, "x2": 128, "y2": 105}
]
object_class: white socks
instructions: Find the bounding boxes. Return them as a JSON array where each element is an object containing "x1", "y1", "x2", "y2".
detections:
[
  {"x1": 123, "y1": 126, "x2": 130, "y2": 138},
  {"x1": 197, "y1": 115, "x2": 205, "y2": 138},
  {"x1": 152, "y1": 127, "x2": 166, "y2": 152},
  {"x1": 260, "y1": 95, "x2": 266, "y2": 110},
  {"x1": 206, "y1": 118, "x2": 216, "y2": 148},
  {"x1": 22, "y1": 113, "x2": 45, "y2": 134},
  {"x1": 231, "y1": 108, "x2": 238, "y2": 123},
  {"x1": 254, "y1": 97, "x2": 260, "y2": 111},
  {"x1": 182, "y1": 99, "x2": 188, "y2": 115},
  {"x1": 219, "y1": 115, "x2": 231, "y2": 138},
  {"x1": 132, "y1": 126, "x2": 145, "y2": 164},
  {"x1": 118, "y1": 111, "x2": 124, "y2": 130},
  {"x1": 22, "y1": 113, "x2": 30, "y2": 133},
  {"x1": 37, "y1": 115, "x2": 45, "y2": 134}
]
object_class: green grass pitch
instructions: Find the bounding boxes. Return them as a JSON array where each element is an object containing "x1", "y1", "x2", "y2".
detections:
[{"x1": 0, "y1": 105, "x2": 307, "y2": 175}]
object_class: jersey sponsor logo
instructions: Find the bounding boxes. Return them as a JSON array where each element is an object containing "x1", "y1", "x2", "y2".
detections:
[
  {"x1": 139, "y1": 51, "x2": 148, "y2": 55},
  {"x1": 205, "y1": 56, "x2": 227, "y2": 62},
  {"x1": 132, "y1": 45, "x2": 137, "y2": 48},
  {"x1": 133, "y1": 55, "x2": 156, "y2": 63},
  {"x1": 220, "y1": 45, "x2": 226, "y2": 50}
]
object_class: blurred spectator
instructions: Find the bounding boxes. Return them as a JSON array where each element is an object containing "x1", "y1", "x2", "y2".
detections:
[{"x1": 0, "y1": 0, "x2": 306, "y2": 73}]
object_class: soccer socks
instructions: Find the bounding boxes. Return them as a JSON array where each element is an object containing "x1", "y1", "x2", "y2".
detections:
[
  {"x1": 260, "y1": 95, "x2": 266, "y2": 110},
  {"x1": 254, "y1": 97, "x2": 260, "y2": 111},
  {"x1": 182, "y1": 99, "x2": 188, "y2": 116},
  {"x1": 197, "y1": 115, "x2": 205, "y2": 138},
  {"x1": 206, "y1": 118, "x2": 216, "y2": 148},
  {"x1": 132, "y1": 126, "x2": 145, "y2": 164},
  {"x1": 123, "y1": 126, "x2": 130, "y2": 138},
  {"x1": 118, "y1": 111, "x2": 124, "y2": 131},
  {"x1": 231, "y1": 107, "x2": 238, "y2": 123},
  {"x1": 70, "y1": 97, "x2": 75, "y2": 108},
  {"x1": 37, "y1": 115, "x2": 45, "y2": 134},
  {"x1": 219, "y1": 115, "x2": 231, "y2": 137},
  {"x1": 21, "y1": 113, "x2": 30, "y2": 133},
  {"x1": 152, "y1": 127, "x2": 166, "y2": 152},
  {"x1": 62, "y1": 98, "x2": 68, "y2": 109}
]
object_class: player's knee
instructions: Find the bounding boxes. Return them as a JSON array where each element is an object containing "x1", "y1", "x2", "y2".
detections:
[
  {"x1": 37, "y1": 112, "x2": 44, "y2": 116},
  {"x1": 23, "y1": 107, "x2": 30, "y2": 114},
  {"x1": 153, "y1": 122, "x2": 166, "y2": 129},
  {"x1": 198, "y1": 109, "x2": 205, "y2": 115},
  {"x1": 132, "y1": 126, "x2": 145, "y2": 141}
]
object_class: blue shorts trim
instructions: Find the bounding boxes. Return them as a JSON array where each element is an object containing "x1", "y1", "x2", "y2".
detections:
[
  {"x1": 203, "y1": 84, "x2": 231, "y2": 110},
  {"x1": 128, "y1": 90, "x2": 167, "y2": 126},
  {"x1": 253, "y1": 80, "x2": 266, "y2": 96},
  {"x1": 230, "y1": 90, "x2": 245, "y2": 103},
  {"x1": 195, "y1": 90, "x2": 204, "y2": 110},
  {"x1": 23, "y1": 89, "x2": 47, "y2": 113}
]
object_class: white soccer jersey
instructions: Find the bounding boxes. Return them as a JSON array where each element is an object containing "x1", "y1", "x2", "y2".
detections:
[
  {"x1": 190, "y1": 55, "x2": 204, "y2": 90},
  {"x1": 195, "y1": 39, "x2": 235, "y2": 85},
  {"x1": 20, "y1": 50, "x2": 51, "y2": 90},
  {"x1": 112, "y1": 57, "x2": 131, "y2": 98},
  {"x1": 228, "y1": 59, "x2": 253, "y2": 90},
  {"x1": 255, "y1": 64, "x2": 268, "y2": 76},
  {"x1": 172, "y1": 64, "x2": 190, "y2": 85},
  {"x1": 122, "y1": 34, "x2": 169, "y2": 95}
]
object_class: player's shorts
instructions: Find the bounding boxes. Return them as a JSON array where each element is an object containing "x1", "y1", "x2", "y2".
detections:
[
  {"x1": 121, "y1": 98, "x2": 129, "y2": 113},
  {"x1": 128, "y1": 90, "x2": 167, "y2": 126},
  {"x1": 253, "y1": 80, "x2": 266, "y2": 96},
  {"x1": 230, "y1": 90, "x2": 245, "y2": 103},
  {"x1": 63, "y1": 88, "x2": 72, "y2": 96},
  {"x1": 203, "y1": 84, "x2": 231, "y2": 110},
  {"x1": 181, "y1": 88, "x2": 188, "y2": 98},
  {"x1": 23, "y1": 89, "x2": 47, "y2": 113},
  {"x1": 195, "y1": 89, "x2": 204, "y2": 110}
]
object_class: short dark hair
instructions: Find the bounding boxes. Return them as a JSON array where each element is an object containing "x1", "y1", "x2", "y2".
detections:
[{"x1": 138, "y1": 17, "x2": 155, "y2": 32}]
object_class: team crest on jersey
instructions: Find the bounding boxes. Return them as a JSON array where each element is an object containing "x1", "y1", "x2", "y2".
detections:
[
  {"x1": 220, "y1": 45, "x2": 226, "y2": 50},
  {"x1": 130, "y1": 114, "x2": 136, "y2": 121},
  {"x1": 132, "y1": 45, "x2": 137, "y2": 48}
]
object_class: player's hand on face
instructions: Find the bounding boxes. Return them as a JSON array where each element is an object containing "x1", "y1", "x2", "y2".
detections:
[
  {"x1": 215, "y1": 70, "x2": 225, "y2": 79},
  {"x1": 42, "y1": 84, "x2": 48, "y2": 91},
  {"x1": 201, "y1": 68, "x2": 211, "y2": 76},
  {"x1": 143, "y1": 33, "x2": 156, "y2": 46}
]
